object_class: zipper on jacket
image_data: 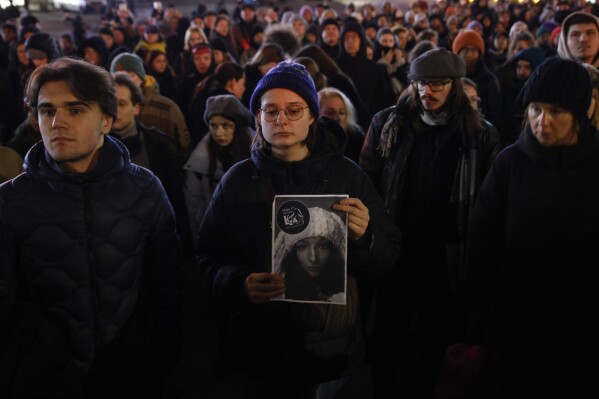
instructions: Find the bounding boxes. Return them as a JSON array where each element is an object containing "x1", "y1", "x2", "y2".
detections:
[{"x1": 83, "y1": 182, "x2": 102, "y2": 355}]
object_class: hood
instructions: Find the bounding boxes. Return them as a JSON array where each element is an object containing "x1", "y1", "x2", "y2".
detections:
[
  {"x1": 25, "y1": 32, "x2": 61, "y2": 61},
  {"x1": 557, "y1": 12, "x2": 599, "y2": 68},
  {"x1": 511, "y1": 47, "x2": 546, "y2": 71},
  {"x1": 250, "y1": 117, "x2": 348, "y2": 190},
  {"x1": 338, "y1": 20, "x2": 367, "y2": 60},
  {"x1": 24, "y1": 135, "x2": 130, "y2": 183}
]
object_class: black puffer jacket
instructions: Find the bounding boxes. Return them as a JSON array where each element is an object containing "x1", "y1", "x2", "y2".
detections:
[{"x1": 0, "y1": 135, "x2": 183, "y2": 370}]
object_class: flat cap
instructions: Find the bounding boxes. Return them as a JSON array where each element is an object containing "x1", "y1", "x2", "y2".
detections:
[{"x1": 408, "y1": 47, "x2": 466, "y2": 80}]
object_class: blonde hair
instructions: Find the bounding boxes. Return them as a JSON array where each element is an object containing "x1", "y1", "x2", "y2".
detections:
[
  {"x1": 317, "y1": 87, "x2": 360, "y2": 132},
  {"x1": 184, "y1": 26, "x2": 208, "y2": 51}
]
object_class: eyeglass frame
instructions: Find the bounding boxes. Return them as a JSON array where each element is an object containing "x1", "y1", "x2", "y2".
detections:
[
  {"x1": 411, "y1": 79, "x2": 453, "y2": 93},
  {"x1": 258, "y1": 105, "x2": 310, "y2": 122}
]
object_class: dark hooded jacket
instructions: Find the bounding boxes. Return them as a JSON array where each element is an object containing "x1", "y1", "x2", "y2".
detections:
[
  {"x1": 79, "y1": 36, "x2": 110, "y2": 70},
  {"x1": 466, "y1": 125, "x2": 599, "y2": 397},
  {"x1": 335, "y1": 20, "x2": 395, "y2": 117},
  {"x1": 0, "y1": 135, "x2": 183, "y2": 372},
  {"x1": 197, "y1": 117, "x2": 401, "y2": 384}
]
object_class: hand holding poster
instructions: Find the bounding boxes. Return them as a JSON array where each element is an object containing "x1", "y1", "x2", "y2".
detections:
[{"x1": 272, "y1": 195, "x2": 348, "y2": 304}]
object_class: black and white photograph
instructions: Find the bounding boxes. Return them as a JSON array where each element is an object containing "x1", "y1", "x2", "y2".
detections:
[{"x1": 272, "y1": 195, "x2": 348, "y2": 304}]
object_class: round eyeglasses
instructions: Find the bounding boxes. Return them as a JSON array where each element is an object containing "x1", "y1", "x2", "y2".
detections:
[
  {"x1": 411, "y1": 79, "x2": 452, "y2": 92},
  {"x1": 259, "y1": 105, "x2": 309, "y2": 122}
]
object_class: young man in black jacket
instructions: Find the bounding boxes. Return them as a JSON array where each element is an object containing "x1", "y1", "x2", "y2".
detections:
[{"x1": 0, "y1": 58, "x2": 183, "y2": 398}]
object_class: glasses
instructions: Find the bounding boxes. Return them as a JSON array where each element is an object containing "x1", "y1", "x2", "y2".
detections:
[
  {"x1": 259, "y1": 105, "x2": 309, "y2": 122},
  {"x1": 412, "y1": 80, "x2": 452, "y2": 92}
]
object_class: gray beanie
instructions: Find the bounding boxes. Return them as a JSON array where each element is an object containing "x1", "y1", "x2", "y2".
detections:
[
  {"x1": 408, "y1": 47, "x2": 466, "y2": 81},
  {"x1": 204, "y1": 94, "x2": 253, "y2": 126},
  {"x1": 110, "y1": 53, "x2": 146, "y2": 81}
]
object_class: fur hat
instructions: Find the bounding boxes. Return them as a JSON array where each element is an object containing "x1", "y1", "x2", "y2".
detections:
[
  {"x1": 110, "y1": 52, "x2": 146, "y2": 81},
  {"x1": 204, "y1": 94, "x2": 253, "y2": 126},
  {"x1": 250, "y1": 61, "x2": 320, "y2": 117},
  {"x1": 523, "y1": 58, "x2": 592, "y2": 121},
  {"x1": 452, "y1": 29, "x2": 485, "y2": 55},
  {"x1": 408, "y1": 47, "x2": 466, "y2": 80}
]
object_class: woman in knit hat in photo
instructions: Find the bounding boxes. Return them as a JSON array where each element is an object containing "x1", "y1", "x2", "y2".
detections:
[
  {"x1": 196, "y1": 61, "x2": 400, "y2": 396},
  {"x1": 183, "y1": 94, "x2": 253, "y2": 245},
  {"x1": 273, "y1": 206, "x2": 346, "y2": 303},
  {"x1": 466, "y1": 58, "x2": 599, "y2": 397}
]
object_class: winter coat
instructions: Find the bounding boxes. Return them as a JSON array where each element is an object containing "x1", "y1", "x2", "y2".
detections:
[
  {"x1": 466, "y1": 126, "x2": 599, "y2": 397},
  {"x1": 0, "y1": 135, "x2": 184, "y2": 371},
  {"x1": 140, "y1": 76, "x2": 190, "y2": 151},
  {"x1": 183, "y1": 134, "x2": 225, "y2": 244},
  {"x1": 197, "y1": 117, "x2": 401, "y2": 384},
  {"x1": 360, "y1": 102, "x2": 501, "y2": 276},
  {"x1": 466, "y1": 61, "x2": 502, "y2": 128}
]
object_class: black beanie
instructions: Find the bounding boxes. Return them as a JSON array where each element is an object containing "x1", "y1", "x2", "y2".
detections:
[{"x1": 523, "y1": 58, "x2": 591, "y2": 120}]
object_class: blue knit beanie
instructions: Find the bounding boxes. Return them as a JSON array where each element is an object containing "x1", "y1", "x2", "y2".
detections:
[{"x1": 249, "y1": 61, "x2": 320, "y2": 118}]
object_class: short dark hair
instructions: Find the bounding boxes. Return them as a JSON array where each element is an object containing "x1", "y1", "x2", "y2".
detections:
[
  {"x1": 25, "y1": 57, "x2": 117, "y2": 121},
  {"x1": 113, "y1": 71, "x2": 144, "y2": 106}
]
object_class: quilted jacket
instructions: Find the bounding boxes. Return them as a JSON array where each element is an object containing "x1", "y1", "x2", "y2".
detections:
[{"x1": 0, "y1": 135, "x2": 183, "y2": 370}]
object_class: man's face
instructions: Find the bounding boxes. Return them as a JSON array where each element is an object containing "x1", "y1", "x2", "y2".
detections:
[
  {"x1": 397, "y1": 32, "x2": 408, "y2": 49},
  {"x1": 343, "y1": 31, "x2": 361, "y2": 56},
  {"x1": 193, "y1": 52, "x2": 212, "y2": 73},
  {"x1": 113, "y1": 84, "x2": 140, "y2": 132},
  {"x1": 322, "y1": 25, "x2": 339, "y2": 45},
  {"x1": 37, "y1": 80, "x2": 112, "y2": 173},
  {"x1": 241, "y1": 7, "x2": 255, "y2": 22},
  {"x1": 416, "y1": 78, "x2": 453, "y2": 111},
  {"x1": 516, "y1": 60, "x2": 532, "y2": 80},
  {"x1": 204, "y1": 15, "x2": 216, "y2": 29},
  {"x1": 567, "y1": 22, "x2": 599, "y2": 64},
  {"x1": 2, "y1": 27, "x2": 16, "y2": 42},
  {"x1": 459, "y1": 45, "x2": 480, "y2": 71}
]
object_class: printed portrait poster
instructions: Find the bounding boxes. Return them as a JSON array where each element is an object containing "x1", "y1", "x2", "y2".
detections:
[{"x1": 272, "y1": 195, "x2": 348, "y2": 304}]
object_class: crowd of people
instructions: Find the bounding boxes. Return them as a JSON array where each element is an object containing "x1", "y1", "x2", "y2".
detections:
[{"x1": 1, "y1": 0, "x2": 599, "y2": 398}]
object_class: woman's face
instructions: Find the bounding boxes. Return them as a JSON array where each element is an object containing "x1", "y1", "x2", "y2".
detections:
[
  {"x1": 84, "y1": 47, "x2": 101, "y2": 66},
  {"x1": 188, "y1": 31, "x2": 204, "y2": 48},
  {"x1": 295, "y1": 236, "x2": 332, "y2": 278},
  {"x1": 320, "y1": 95, "x2": 348, "y2": 130},
  {"x1": 213, "y1": 49, "x2": 224, "y2": 64},
  {"x1": 528, "y1": 102, "x2": 577, "y2": 146},
  {"x1": 258, "y1": 61, "x2": 278, "y2": 76},
  {"x1": 209, "y1": 115, "x2": 236, "y2": 147},
  {"x1": 378, "y1": 33, "x2": 395, "y2": 48},
  {"x1": 113, "y1": 29, "x2": 125, "y2": 45},
  {"x1": 257, "y1": 88, "x2": 314, "y2": 161},
  {"x1": 229, "y1": 74, "x2": 246, "y2": 99},
  {"x1": 152, "y1": 53, "x2": 168, "y2": 73},
  {"x1": 215, "y1": 19, "x2": 229, "y2": 36}
]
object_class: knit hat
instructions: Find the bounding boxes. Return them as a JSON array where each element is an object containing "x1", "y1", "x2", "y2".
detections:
[
  {"x1": 452, "y1": 29, "x2": 485, "y2": 55},
  {"x1": 523, "y1": 58, "x2": 591, "y2": 120},
  {"x1": 466, "y1": 20, "x2": 483, "y2": 32},
  {"x1": 408, "y1": 47, "x2": 466, "y2": 80},
  {"x1": 204, "y1": 94, "x2": 253, "y2": 126},
  {"x1": 250, "y1": 61, "x2": 320, "y2": 117},
  {"x1": 110, "y1": 52, "x2": 146, "y2": 80},
  {"x1": 536, "y1": 21, "x2": 559, "y2": 38},
  {"x1": 320, "y1": 18, "x2": 339, "y2": 31},
  {"x1": 273, "y1": 207, "x2": 345, "y2": 274},
  {"x1": 25, "y1": 32, "x2": 61, "y2": 62}
]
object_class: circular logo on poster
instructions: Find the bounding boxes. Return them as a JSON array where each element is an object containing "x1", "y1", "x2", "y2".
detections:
[{"x1": 276, "y1": 200, "x2": 310, "y2": 234}]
